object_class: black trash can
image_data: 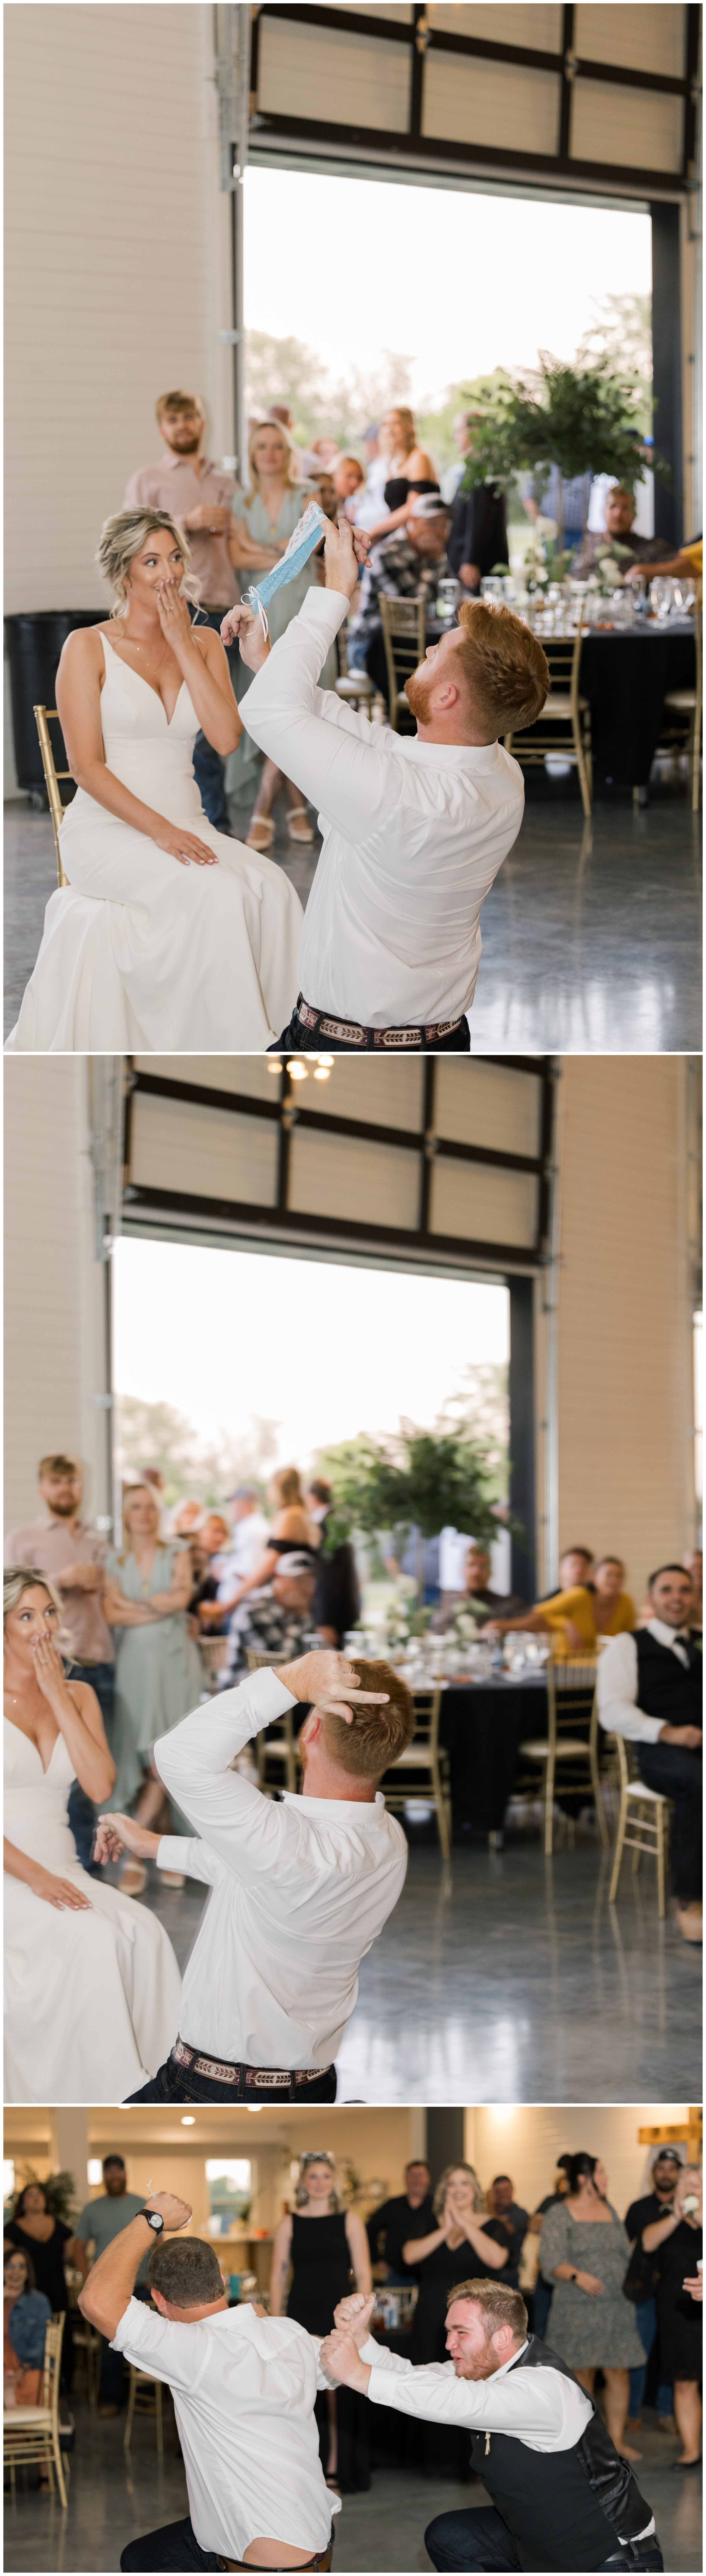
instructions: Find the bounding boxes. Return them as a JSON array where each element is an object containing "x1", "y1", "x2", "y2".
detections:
[{"x1": 5, "y1": 610, "x2": 99, "y2": 800}]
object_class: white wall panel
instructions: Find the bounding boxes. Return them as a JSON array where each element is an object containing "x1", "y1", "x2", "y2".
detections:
[
  {"x1": 294, "y1": 1060, "x2": 425, "y2": 1130},
  {"x1": 134, "y1": 1058, "x2": 276, "y2": 1104},
  {"x1": 4, "y1": 1059, "x2": 109, "y2": 1530},
  {"x1": 571, "y1": 78, "x2": 683, "y2": 173},
  {"x1": 4, "y1": 4, "x2": 230, "y2": 614},
  {"x1": 434, "y1": 1062, "x2": 542, "y2": 1157},
  {"x1": 429, "y1": 6, "x2": 562, "y2": 48},
  {"x1": 289, "y1": 1129, "x2": 420, "y2": 1229},
  {"x1": 129, "y1": 1095, "x2": 279, "y2": 1207},
  {"x1": 430, "y1": 1160, "x2": 538, "y2": 1246},
  {"x1": 258, "y1": 16, "x2": 411, "y2": 130},
  {"x1": 423, "y1": 53, "x2": 560, "y2": 152},
  {"x1": 575, "y1": 5, "x2": 686, "y2": 78}
]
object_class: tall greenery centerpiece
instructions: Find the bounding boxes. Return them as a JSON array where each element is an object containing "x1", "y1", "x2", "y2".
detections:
[
  {"x1": 316, "y1": 1421, "x2": 511, "y2": 1610},
  {"x1": 458, "y1": 351, "x2": 669, "y2": 553}
]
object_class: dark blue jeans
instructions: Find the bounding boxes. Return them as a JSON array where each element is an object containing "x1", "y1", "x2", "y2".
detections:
[
  {"x1": 190, "y1": 609, "x2": 239, "y2": 829},
  {"x1": 424, "y1": 2510, "x2": 663, "y2": 2572},
  {"x1": 121, "y1": 2517, "x2": 219, "y2": 2570},
  {"x1": 628, "y1": 2294, "x2": 673, "y2": 2419},
  {"x1": 635, "y1": 1740, "x2": 702, "y2": 1901},
  {"x1": 66, "y1": 1661, "x2": 115, "y2": 1870}
]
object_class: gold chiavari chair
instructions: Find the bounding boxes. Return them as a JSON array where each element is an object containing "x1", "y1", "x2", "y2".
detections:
[{"x1": 33, "y1": 707, "x2": 71, "y2": 885}]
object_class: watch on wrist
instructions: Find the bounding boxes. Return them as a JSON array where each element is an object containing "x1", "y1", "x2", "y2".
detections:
[{"x1": 140, "y1": 2208, "x2": 164, "y2": 2235}]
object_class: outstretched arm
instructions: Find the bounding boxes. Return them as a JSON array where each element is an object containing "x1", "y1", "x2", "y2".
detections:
[{"x1": 230, "y1": 521, "x2": 410, "y2": 844}]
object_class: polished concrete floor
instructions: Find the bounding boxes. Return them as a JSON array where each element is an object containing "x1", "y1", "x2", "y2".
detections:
[
  {"x1": 4, "y1": 773, "x2": 701, "y2": 1051},
  {"x1": 134, "y1": 1818, "x2": 702, "y2": 2105},
  {"x1": 3, "y1": 2399, "x2": 701, "y2": 2572}
]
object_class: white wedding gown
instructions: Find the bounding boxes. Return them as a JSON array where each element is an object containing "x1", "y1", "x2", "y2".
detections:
[
  {"x1": 5, "y1": 633, "x2": 303, "y2": 1051},
  {"x1": 4, "y1": 1719, "x2": 182, "y2": 2103}
]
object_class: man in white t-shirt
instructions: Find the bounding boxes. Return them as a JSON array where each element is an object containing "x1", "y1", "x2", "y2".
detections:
[{"x1": 79, "y1": 2189, "x2": 337, "y2": 2572}]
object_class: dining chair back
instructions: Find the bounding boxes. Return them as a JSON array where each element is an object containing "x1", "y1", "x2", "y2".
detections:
[
  {"x1": 33, "y1": 707, "x2": 71, "y2": 886},
  {"x1": 377, "y1": 1685, "x2": 451, "y2": 1860},
  {"x1": 504, "y1": 615, "x2": 592, "y2": 817},
  {"x1": 379, "y1": 596, "x2": 427, "y2": 730},
  {"x1": 662, "y1": 602, "x2": 702, "y2": 810},
  {"x1": 517, "y1": 1653, "x2": 606, "y2": 1855},
  {"x1": 607, "y1": 1730, "x2": 671, "y2": 1917},
  {"x1": 124, "y1": 2364, "x2": 164, "y2": 2455},
  {"x1": 4, "y1": 2312, "x2": 67, "y2": 2506},
  {"x1": 199, "y1": 1635, "x2": 231, "y2": 1691}
]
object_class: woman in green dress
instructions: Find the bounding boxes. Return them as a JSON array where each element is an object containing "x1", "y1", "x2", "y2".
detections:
[
  {"x1": 103, "y1": 1484, "x2": 203, "y2": 1892},
  {"x1": 228, "y1": 420, "x2": 338, "y2": 848}
]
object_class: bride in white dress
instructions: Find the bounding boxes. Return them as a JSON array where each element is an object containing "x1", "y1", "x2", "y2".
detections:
[
  {"x1": 4, "y1": 1568, "x2": 182, "y2": 2103},
  {"x1": 5, "y1": 509, "x2": 303, "y2": 1052}
]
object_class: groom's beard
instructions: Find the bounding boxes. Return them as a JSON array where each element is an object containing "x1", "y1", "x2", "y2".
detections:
[{"x1": 405, "y1": 664, "x2": 433, "y2": 726}]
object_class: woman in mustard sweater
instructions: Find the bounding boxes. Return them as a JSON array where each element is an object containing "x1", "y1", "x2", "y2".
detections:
[{"x1": 481, "y1": 1554, "x2": 635, "y2": 1662}]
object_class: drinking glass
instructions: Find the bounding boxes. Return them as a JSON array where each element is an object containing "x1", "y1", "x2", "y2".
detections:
[{"x1": 437, "y1": 577, "x2": 462, "y2": 621}]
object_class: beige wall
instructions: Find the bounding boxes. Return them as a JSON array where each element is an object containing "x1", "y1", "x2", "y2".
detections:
[
  {"x1": 4, "y1": 1057, "x2": 111, "y2": 1532},
  {"x1": 465, "y1": 2104, "x2": 693, "y2": 2219},
  {"x1": 4, "y1": 4, "x2": 232, "y2": 614},
  {"x1": 552, "y1": 1056, "x2": 697, "y2": 1602}
]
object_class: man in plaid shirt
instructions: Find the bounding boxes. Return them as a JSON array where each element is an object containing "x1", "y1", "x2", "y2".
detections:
[
  {"x1": 349, "y1": 493, "x2": 453, "y2": 669},
  {"x1": 220, "y1": 1552, "x2": 318, "y2": 1687}
]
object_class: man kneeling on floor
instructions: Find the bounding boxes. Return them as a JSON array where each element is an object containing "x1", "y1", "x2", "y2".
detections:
[
  {"x1": 80, "y1": 2189, "x2": 337, "y2": 2572},
  {"x1": 94, "y1": 1649, "x2": 413, "y2": 2103},
  {"x1": 321, "y1": 2283, "x2": 663, "y2": 2573}
]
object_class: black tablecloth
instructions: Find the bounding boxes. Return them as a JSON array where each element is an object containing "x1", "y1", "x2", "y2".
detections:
[
  {"x1": 438, "y1": 1678, "x2": 548, "y2": 1832},
  {"x1": 364, "y1": 617, "x2": 696, "y2": 790}
]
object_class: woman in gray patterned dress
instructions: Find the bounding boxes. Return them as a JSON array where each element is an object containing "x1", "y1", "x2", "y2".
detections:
[{"x1": 539, "y1": 2152, "x2": 645, "y2": 2462}]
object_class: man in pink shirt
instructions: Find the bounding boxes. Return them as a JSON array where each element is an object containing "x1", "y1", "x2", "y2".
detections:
[
  {"x1": 5, "y1": 1450, "x2": 114, "y2": 1868},
  {"x1": 124, "y1": 388, "x2": 241, "y2": 832}
]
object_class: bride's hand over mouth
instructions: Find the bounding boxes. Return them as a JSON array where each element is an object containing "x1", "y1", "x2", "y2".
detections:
[{"x1": 154, "y1": 577, "x2": 199, "y2": 659}]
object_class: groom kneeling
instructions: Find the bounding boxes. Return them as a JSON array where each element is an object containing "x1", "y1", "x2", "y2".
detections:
[{"x1": 222, "y1": 521, "x2": 548, "y2": 1053}]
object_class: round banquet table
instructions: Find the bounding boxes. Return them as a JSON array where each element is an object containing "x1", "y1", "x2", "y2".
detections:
[
  {"x1": 364, "y1": 614, "x2": 696, "y2": 791},
  {"x1": 436, "y1": 1674, "x2": 549, "y2": 1839}
]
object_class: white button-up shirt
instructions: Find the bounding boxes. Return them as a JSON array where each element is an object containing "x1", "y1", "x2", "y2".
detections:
[
  {"x1": 360, "y1": 2336, "x2": 654, "y2": 2538},
  {"x1": 243, "y1": 590, "x2": 524, "y2": 1027},
  {"x1": 154, "y1": 1668, "x2": 408, "y2": 2066},
  {"x1": 597, "y1": 1617, "x2": 698, "y2": 1745},
  {"x1": 111, "y1": 2295, "x2": 336, "y2": 2561}
]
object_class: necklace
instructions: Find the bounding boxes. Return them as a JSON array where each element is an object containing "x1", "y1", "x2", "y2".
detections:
[{"x1": 114, "y1": 624, "x2": 168, "y2": 676}]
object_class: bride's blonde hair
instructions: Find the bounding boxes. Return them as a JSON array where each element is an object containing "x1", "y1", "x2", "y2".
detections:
[
  {"x1": 4, "y1": 1566, "x2": 64, "y2": 1626},
  {"x1": 96, "y1": 508, "x2": 203, "y2": 620}
]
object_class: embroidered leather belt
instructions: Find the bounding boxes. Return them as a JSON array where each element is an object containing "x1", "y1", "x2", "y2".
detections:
[
  {"x1": 171, "y1": 2039, "x2": 333, "y2": 2089},
  {"x1": 217, "y1": 2543, "x2": 333, "y2": 2573},
  {"x1": 294, "y1": 994, "x2": 464, "y2": 1049}
]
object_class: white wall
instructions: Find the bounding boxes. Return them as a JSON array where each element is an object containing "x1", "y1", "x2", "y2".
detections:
[
  {"x1": 3, "y1": 1057, "x2": 111, "y2": 1532},
  {"x1": 465, "y1": 2105, "x2": 692, "y2": 2220},
  {"x1": 4, "y1": 3, "x2": 233, "y2": 613}
]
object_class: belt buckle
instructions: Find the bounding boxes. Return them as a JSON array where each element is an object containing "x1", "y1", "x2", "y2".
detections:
[
  {"x1": 297, "y1": 1000, "x2": 319, "y2": 1031},
  {"x1": 173, "y1": 2038, "x2": 193, "y2": 2069}
]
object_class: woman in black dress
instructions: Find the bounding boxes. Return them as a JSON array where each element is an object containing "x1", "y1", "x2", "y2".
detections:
[
  {"x1": 4, "y1": 2182, "x2": 87, "y2": 2391},
  {"x1": 642, "y1": 2163, "x2": 702, "y2": 2466},
  {"x1": 365, "y1": 406, "x2": 440, "y2": 545},
  {"x1": 270, "y1": 2153, "x2": 372, "y2": 2494},
  {"x1": 402, "y1": 2161, "x2": 510, "y2": 2473}
]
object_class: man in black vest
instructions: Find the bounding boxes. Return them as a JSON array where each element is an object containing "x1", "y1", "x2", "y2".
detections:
[
  {"x1": 321, "y1": 2281, "x2": 662, "y2": 2573},
  {"x1": 597, "y1": 1563, "x2": 702, "y2": 1945}
]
